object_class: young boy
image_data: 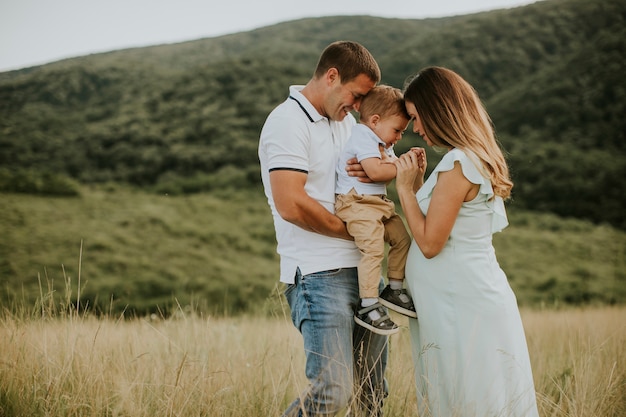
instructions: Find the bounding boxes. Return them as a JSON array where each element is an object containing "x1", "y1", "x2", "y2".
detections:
[{"x1": 335, "y1": 85, "x2": 417, "y2": 335}]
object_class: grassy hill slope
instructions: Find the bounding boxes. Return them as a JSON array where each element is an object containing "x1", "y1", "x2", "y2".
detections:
[{"x1": 1, "y1": 187, "x2": 624, "y2": 315}]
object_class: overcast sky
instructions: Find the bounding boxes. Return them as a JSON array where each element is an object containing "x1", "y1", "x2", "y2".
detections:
[{"x1": 0, "y1": 0, "x2": 538, "y2": 72}]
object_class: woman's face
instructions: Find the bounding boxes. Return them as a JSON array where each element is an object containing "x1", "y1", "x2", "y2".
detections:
[{"x1": 405, "y1": 101, "x2": 433, "y2": 147}]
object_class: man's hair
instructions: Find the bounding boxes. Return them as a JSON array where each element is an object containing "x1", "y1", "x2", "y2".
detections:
[
  {"x1": 314, "y1": 41, "x2": 381, "y2": 84},
  {"x1": 359, "y1": 85, "x2": 409, "y2": 121}
]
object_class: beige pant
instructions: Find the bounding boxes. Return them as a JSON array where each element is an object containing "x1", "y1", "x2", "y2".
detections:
[{"x1": 335, "y1": 189, "x2": 411, "y2": 298}]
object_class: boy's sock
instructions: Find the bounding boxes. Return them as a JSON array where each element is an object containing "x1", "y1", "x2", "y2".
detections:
[
  {"x1": 361, "y1": 297, "x2": 378, "y2": 307},
  {"x1": 389, "y1": 278, "x2": 403, "y2": 290},
  {"x1": 360, "y1": 297, "x2": 381, "y2": 320}
]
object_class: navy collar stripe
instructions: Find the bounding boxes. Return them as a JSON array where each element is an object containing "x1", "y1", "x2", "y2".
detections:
[{"x1": 289, "y1": 95, "x2": 314, "y2": 123}]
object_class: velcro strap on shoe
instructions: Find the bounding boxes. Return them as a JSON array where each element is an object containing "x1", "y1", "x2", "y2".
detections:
[
  {"x1": 357, "y1": 304, "x2": 392, "y2": 324},
  {"x1": 357, "y1": 303, "x2": 382, "y2": 315}
]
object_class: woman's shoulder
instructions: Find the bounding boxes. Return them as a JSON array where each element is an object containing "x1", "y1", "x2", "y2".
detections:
[
  {"x1": 436, "y1": 149, "x2": 509, "y2": 232},
  {"x1": 435, "y1": 148, "x2": 486, "y2": 185}
]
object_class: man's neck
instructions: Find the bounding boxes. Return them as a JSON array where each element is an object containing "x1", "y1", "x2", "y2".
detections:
[{"x1": 300, "y1": 80, "x2": 327, "y2": 118}]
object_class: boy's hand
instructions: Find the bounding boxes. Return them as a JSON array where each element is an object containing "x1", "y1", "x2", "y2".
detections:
[{"x1": 379, "y1": 144, "x2": 398, "y2": 164}]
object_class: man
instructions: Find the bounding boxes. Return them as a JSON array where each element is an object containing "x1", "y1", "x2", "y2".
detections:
[{"x1": 259, "y1": 41, "x2": 389, "y2": 417}]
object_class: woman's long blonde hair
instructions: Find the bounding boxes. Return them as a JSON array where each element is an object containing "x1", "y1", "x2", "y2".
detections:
[{"x1": 404, "y1": 66, "x2": 513, "y2": 199}]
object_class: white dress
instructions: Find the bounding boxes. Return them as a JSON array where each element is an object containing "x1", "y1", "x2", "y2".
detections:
[{"x1": 405, "y1": 149, "x2": 539, "y2": 417}]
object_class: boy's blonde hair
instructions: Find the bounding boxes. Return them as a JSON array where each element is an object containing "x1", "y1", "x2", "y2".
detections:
[{"x1": 359, "y1": 85, "x2": 410, "y2": 121}]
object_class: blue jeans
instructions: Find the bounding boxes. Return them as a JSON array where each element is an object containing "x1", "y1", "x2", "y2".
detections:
[{"x1": 282, "y1": 267, "x2": 389, "y2": 417}]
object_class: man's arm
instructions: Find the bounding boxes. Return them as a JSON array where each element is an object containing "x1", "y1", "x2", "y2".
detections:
[{"x1": 270, "y1": 170, "x2": 353, "y2": 240}]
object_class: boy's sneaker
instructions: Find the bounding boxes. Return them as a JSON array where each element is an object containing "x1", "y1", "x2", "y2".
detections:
[
  {"x1": 379, "y1": 285, "x2": 418, "y2": 318},
  {"x1": 354, "y1": 303, "x2": 400, "y2": 335}
]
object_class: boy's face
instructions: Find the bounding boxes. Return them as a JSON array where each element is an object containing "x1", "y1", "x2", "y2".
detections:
[{"x1": 370, "y1": 114, "x2": 410, "y2": 148}]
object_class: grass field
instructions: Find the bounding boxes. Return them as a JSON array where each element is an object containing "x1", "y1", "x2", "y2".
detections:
[
  {"x1": 1, "y1": 187, "x2": 625, "y2": 416},
  {"x1": 1, "y1": 299, "x2": 625, "y2": 417}
]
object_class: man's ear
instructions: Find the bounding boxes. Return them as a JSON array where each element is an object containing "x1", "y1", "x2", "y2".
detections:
[{"x1": 326, "y1": 68, "x2": 340, "y2": 85}]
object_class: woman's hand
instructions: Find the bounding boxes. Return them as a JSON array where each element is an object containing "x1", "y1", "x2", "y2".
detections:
[{"x1": 395, "y1": 148, "x2": 427, "y2": 194}]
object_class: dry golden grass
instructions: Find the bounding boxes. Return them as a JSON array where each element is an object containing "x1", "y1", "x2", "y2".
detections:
[
  {"x1": 523, "y1": 307, "x2": 626, "y2": 417},
  {"x1": 0, "y1": 305, "x2": 624, "y2": 417}
]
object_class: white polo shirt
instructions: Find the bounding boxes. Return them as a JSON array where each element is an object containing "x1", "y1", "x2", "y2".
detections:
[{"x1": 259, "y1": 85, "x2": 361, "y2": 284}]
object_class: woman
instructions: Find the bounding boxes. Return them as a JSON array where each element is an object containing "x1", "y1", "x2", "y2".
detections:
[{"x1": 394, "y1": 67, "x2": 540, "y2": 417}]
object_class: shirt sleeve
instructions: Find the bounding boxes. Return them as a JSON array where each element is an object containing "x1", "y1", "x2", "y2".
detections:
[
  {"x1": 419, "y1": 148, "x2": 509, "y2": 232},
  {"x1": 263, "y1": 109, "x2": 310, "y2": 172},
  {"x1": 354, "y1": 129, "x2": 385, "y2": 163}
]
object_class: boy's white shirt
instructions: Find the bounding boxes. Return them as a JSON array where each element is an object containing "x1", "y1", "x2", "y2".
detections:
[{"x1": 336, "y1": 123, "x2": 396, "y2": 196}]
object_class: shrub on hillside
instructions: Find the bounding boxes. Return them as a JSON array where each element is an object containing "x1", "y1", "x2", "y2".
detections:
[{"x1": 0, "y1": 168, "x2": 80, "y2": 196}]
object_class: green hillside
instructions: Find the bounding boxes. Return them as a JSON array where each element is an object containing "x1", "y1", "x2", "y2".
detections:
[
  {"x1": 0, "y1": 187, "x2": 279, "y2": 315},
  {"x1": 0, "y1": 0, "x2": 624, "y2": 228}
]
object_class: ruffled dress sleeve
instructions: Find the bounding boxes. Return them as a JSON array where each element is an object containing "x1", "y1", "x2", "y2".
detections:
[{"x1": 416, "y1": 148, "x2": 509, "y2": 233}]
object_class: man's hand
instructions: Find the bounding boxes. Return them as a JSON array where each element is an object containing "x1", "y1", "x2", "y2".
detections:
[
  {"x1": 270, "y1": 170, "x2": 353, "y2": 240},
  {"x1": 345, "y1": 157, "x2": 374, "y2": 183}
]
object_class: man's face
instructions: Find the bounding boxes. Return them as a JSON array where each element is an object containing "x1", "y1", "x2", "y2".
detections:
[{"x1": 325, "y1": 73, "x2": 376, "y2": 121}]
